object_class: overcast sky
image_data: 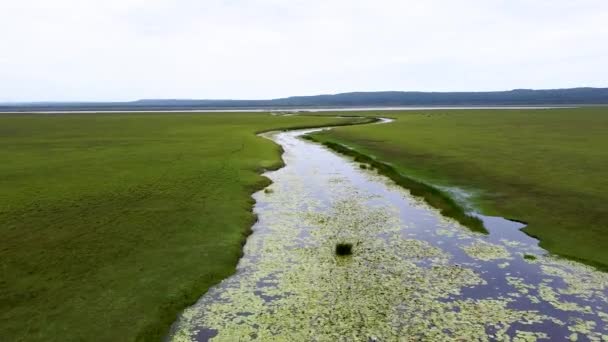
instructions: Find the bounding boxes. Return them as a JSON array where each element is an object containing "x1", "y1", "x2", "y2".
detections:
[{"x1": 1, "y1": 0, "x2": 607, "y2": 102}]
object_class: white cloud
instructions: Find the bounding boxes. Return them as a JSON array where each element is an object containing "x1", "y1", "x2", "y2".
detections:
[{"x1": 1, "y1": 0, "x2": 607, "y2": 101}]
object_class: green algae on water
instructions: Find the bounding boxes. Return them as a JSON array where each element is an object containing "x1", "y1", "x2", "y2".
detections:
[{"x1": 462, "y1": 241, "x2": 512, "y2": 261}]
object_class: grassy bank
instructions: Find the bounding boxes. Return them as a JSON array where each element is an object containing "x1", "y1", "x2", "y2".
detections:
[
  {"x1": 0, "y1": 112, "x2": 363, "y2": 341},
  {"x1": 304, "y1": 137, "x2": 486, "y2": 233},
  {"x1": 308, "y1": 107, "x2": 608, "y2": 269}
]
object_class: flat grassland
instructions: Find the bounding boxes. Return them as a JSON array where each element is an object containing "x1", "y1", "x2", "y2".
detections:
[
  {"x1": 0, "y1": 113, "x2": 363, "y2": 341},
  {"x1": 309, "y1": 107, "x2": 608, "y2": 269}
]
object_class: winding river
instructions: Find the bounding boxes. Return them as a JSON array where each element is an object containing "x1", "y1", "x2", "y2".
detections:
[{"x1": 169, "y1": 121, "x2": 608, "y2": 341}]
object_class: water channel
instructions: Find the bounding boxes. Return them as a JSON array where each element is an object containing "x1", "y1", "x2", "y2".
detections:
[{"x1": 169, "y1": 121, "x2": 608, "y2": 341}]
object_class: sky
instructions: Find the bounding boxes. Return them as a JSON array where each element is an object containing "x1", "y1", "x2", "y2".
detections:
[{"x1": 1, "y1": 0, "x2": 607, "y2": 102}]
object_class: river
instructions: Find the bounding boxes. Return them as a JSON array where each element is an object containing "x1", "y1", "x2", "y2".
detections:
[{"x1": 168, "y1": 122, "x2": 608, "y2": 341}]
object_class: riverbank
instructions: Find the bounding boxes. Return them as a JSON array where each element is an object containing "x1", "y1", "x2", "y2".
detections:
[
  {"x1": 303, "y1": 136, "x2": 487, "y2": 233},
  {"x1": 0, "y1": 113, "x2": 366, "y2": 341},
  {"x1": 169, "y1": 122, "x2": 608, "y2": 341}
]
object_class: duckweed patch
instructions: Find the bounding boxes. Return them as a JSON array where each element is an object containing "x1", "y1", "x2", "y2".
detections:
[{"x1": 462, "y1": 241, "x2": 512, "y2": 261}]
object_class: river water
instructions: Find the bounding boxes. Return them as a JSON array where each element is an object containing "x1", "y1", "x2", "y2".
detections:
[{"x1": 168, "y1": 124, "x2": 608, "y2": 341}]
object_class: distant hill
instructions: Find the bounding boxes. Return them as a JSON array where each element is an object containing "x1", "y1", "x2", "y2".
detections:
[{"x1": 2, "y1": 87, "x2": 608, "y2": 112}]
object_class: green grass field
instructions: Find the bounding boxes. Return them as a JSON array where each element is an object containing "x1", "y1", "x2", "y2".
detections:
[
  {"x1": 309, "y1": 107, "x2": 608, "y2": 269},
  {"x1": 0, "y1": 112, "x2": 364, "y2": 342}
]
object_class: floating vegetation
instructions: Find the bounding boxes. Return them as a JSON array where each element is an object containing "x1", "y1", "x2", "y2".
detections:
[
  {"x1": 524, "y1": 254, "x2": 537, "y2": 260},
  {"x1": 538, "y1": 283, "x2": 593, "y2": 313},
  {"x1": 502, "y1": 239, "x2": 525, "y2": 248},
  {"x1": 462, "y1": 241, "x2": 512, "y2": 261},
  {"x1": 507, "y1": 276, "x2": 535, "y2": 295},
  {"x1": 169, "y1": 129, "x2": 608, "y2": 342},
  {"x1": 436, "y1": 228, "x2": 456, "y2": 237},
  {"x1": 513, "y1": 330, "x2": 549, "y2": 341}
]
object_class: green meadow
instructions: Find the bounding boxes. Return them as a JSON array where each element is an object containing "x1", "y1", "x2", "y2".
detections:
[
  {"x1": 0, "y1": 113, "x2": 364, "y2": 341},
  {"x1": 3, "y1": 108, "x2": 607, "y2": 341},
  {"x1": 309, "y1": 107, "x2": 608, "y2": 269}
]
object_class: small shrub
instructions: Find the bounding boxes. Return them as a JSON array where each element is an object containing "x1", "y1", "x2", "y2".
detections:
[
  {"x1": 523, "y1": 254, "x2": 537, "y2": 261},
  {"x1": 335, "y1": 243, "x2": 353, "y2": 256},
  {"x1": 264, "y1": 188, "x2": 274, "y2": 194}
]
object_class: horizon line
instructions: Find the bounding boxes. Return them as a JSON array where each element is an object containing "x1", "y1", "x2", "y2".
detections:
[{"x1": 2, "y1": 86, "x2": 607, "y2": 104}]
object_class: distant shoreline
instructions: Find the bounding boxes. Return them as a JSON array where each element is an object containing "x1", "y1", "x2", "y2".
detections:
[
  {"x1": 1, "y1": 87, "x2": 607, "y2": 113},
  {"x1": 0, "y1": 105, "x2": 595, "y2": 114}
]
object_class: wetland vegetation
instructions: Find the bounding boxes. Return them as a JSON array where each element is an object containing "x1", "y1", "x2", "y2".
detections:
[
  {"x1": 170, "y1": 124, "x2": 608, "y2": 341},
  {"x1": 3, "y1": 108, "x2": 607, "y2": 341},
  {"x1": 311, "y1": 138, "x2": 487, "y2": 234},
  {"x1": 335, "y1": 242, "x2": 353, "y2": 256},
  {"x1": 0, "y1": 112, "x2": 365, "y2": 342},
  {"x1": 309, "y1": 107, "x2": 608, "y2": 270}
]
